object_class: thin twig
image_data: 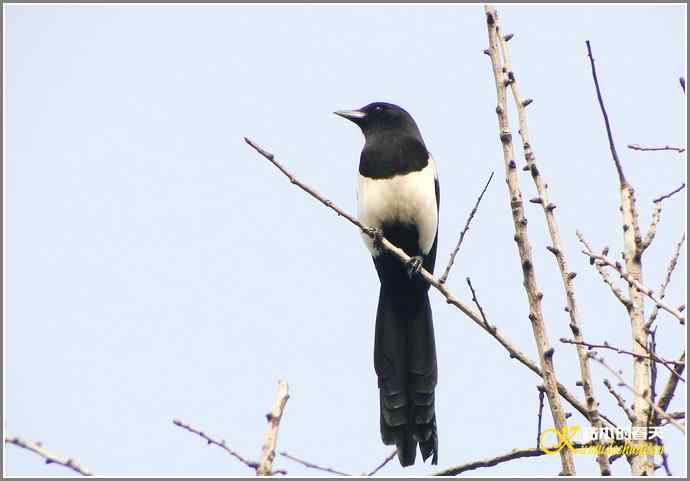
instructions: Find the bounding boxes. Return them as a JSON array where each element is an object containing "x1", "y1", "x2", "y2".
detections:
[
  {"x1": 257, "y1": 380, "x2": 290, "y2": 475},
  {"x1": 635, "y1": 337, "x2": 685, "y2": 382},
  {"x1": 559, "y1": 338, "x2": 685, "y2": 382},
  {"x1": 602, "y1": 379, "x2": 636, "y2": 423},
  {"x1": 641, "y1": 183, "x2": 685, "y2": 251},
  {"x1": 366, "y1": 450, "x2": 398, "y2": 476},
  {"x1": 657, "y1": 352, "x2": 686, "y2": 414},
  {"x1": 244, "y1": 138, "x2": 616, "y2": 430},
  {"x1": 439, "y1": 171, "x2": 494, "y2": 284},
  {"x1": 583, "y1": 251, "x2": 686, "y2": 325},
  {"x1": 466, "y1": 277, "x2": 490, "y2": 327},
  {"x1": 432, "y1": 440, "x2": 616, "y2": 477},
  {"x1": 659, "y1": 443, "x2": 672, "y2": 476},
  {"x1": 433, "y1": 447, "x2": 546, "y2": 476},
  {"x1": 647, "y1": 328, "x2": 658, "y2": 427},
  {"x1": 627, "y1": 144, "x2": 685, "y2": 154},
  {"x1": 587, "y1": 41, "x2": 625, "y2": 184},
  {"x1": 577, "y1": 232, "x2": 630, "y2": 309},
  {"x1": 279, "y1": 452, "x2": 351, "y2": 476},
  {"x1": 589, "y1": 353, "x2": 685, "y2": 433},
  {"x1": 647, "y1": 234, "x2": 685, "y2": 329},
  {"x1": 661, "y1": 411, "x2": 685, "y2": 423},
  {"x1": 172, "y1": 419, "x2": 261, "y2": 471},
  {"x1": 536, "y1": 386, "x2": 545, "y2": 449},
  {"x1": 4, "y1": 435, "x2": 93, "y2": 476},
  {"x1": 652, "y1": 182, "x2": 686, "y2": 203}
]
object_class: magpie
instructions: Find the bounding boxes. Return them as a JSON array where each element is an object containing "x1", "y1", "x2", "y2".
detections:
[{"x1": 335, "y1": 102, "x2": 439, "y2": 467}]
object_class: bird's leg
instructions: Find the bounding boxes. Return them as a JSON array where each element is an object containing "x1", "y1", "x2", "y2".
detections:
[
  {"x1": 366, "y1": 226, "x2": 385, "y2": 252},
  {"x1": 406, "y1": 256, "x2": 424, "y2": 278}
]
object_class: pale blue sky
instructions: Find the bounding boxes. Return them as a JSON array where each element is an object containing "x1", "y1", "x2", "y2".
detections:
[{"x1": 4, "y1": 4, "x2": 686, "y2": 476}]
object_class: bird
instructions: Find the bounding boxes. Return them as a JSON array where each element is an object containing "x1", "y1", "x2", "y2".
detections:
[{"x1": 335, "y1": 102, "x2": 439, "y2": 467}]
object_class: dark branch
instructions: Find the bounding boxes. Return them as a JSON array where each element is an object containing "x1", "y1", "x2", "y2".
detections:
[
  {"x1": 627, "y1": 144, "x2": 685, "y2": 154},
  {"x1": 586, "y1": 40, "x2": 625, "y2": 184},
  {"x1": 652, "y1": 183, "x2": 686, "y2": 203},
  {"x1": 536, "y1": 386, "x2": 545, "y2": 449}
]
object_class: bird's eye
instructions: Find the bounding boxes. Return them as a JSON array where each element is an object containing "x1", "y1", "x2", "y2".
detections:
[{"x1": 375, "y1": 106, "x2": 383, "y2": 111}]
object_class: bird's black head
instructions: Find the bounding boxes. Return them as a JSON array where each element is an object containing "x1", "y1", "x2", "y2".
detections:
[{"x1": 335, "y1": 102, "x2": 422, "y2": 140}]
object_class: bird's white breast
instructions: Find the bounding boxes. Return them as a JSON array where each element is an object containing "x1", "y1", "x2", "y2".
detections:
[{"x1": 357, "y1": 157, "x2": 438, "y2": 256}]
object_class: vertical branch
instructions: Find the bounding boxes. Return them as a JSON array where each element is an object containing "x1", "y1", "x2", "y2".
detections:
[
  {"x1": 586, "y1": 40, "x2": 652, "y2": 475},
  {"x1": 257, "y1": 380, "x2": 290, "y2": 476},
  {"x1": 657, "y1": 351, "x2": 686, "y2": 414},
  {"x1": 484, "y1": 5, "x2": 575, "y2": 475},
  {"x1": 535, "y1": 386, "x2": 545, "y2": 449},
  {"x1": 497, "y1": 27, "x2": 611, "y2": 475}
]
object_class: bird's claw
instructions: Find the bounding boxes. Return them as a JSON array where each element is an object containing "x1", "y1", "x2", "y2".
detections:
[
  {"x1": 367, "y1": 227, "x2": 385, "y2": 251},
  {"x1": 406, "y1": 256, "x2": 424, "y2": 278}
]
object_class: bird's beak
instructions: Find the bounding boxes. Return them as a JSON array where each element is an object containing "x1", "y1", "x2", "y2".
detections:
[{"x1": 334, "y1": 109, "x2": 366, "y2": 122}]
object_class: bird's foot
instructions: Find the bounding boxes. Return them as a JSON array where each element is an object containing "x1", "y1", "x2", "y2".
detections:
[
  {"x1": 366, "y1": 226, "x2": 385, "y2": 251},
  {"x1": 406, "y1": 256, "x2": 424, "y2": 278}
]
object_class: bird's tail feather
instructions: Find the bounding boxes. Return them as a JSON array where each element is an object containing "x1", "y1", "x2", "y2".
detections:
[{"x1": 375, "y1": 286, "x2": 438, "y2": 467}]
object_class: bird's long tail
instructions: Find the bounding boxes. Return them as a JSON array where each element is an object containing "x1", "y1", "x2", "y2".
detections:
[{"x1": 375, "y1": 286, "x2": 438, "y2": 467}]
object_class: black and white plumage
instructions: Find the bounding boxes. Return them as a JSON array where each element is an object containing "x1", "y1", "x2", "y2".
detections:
[{"x1": 336, "y1": 102, "x2": 439, "y2": 467}]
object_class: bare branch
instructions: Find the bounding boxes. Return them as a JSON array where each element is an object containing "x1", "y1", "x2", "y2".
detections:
[
  {"x1": 627, "y1": 144, "x2": 685, "y2": 154},
  {"x1": 589, "y1": 353, "x2": 685, "y2": 433},
  {"x1": 433, "y1": 446, "x2": 546, "y2": 476},
  {"x1": 647, "y1": 328, "x2": 658, "y2": 426},
  {"x1": 652, "y1": 182, "x2": 686, "y2": 203},
  {"x1": 279, "y1": 452, "x2": 351, "y2": 476},
  {"x1": 439, "y1": 171, "x2": 494, "y2": 284},
  {"x1": 641, "y1": 202, "x2": 663, "y2": 252},
  {"x1": 257, "y1": 380, "x2": 290, "y2": 475},
  {"x1": 245, "y1": 138, "x2": 615, "y2": 431},
  {"x1": 586, "y1": 41, "x2": 626, "y2": 184},
  {"x1": 647, "y1": 234, "x2": 685, "y2": 328},
  {"x1": 657, "y1": 351, "x2": 686, "y2": 414},
  {"x1": 366, "y1": 450, "x2": 397, "y2": 476},
  {"x1": 602, "y1": 379, "x2": 636, "y2": 423},
  {"x1": 635, "y1": 337, "x2": 685, "y2": 383},
  {"x1": 535, "y1": 386, "x2": 545, "y2": 449},
  {"x1": 172, "y1": 419, "x2": 261, "y2": 472},
  {"x1": 586, "y1": 41, "x2": 654, "y2": 474},
  {"x1": 577, "y1": 232, "x2": 631, "y2": 310},
  {"x1": 485, "y1": 5, "x2": 574, "y2": 474},
  {"x1": 560, "y1": 338, "x2": 685, "y2": 382},
  {"x1": 640, "y1": 183, "x2": 685, "y2": 251},
  {"x1": 174, "y1": 381, "x2": 290, "y2": 476},
  {"x1": 583, "y1": 251, "x2": 686, "y2": 325},
  {"x1": 659, "y1": 445, "x2": 672, "y2": 476},
  {"x1": 664, "y1": 411, "x2": 685, "y2": 421},
  {"x1": 432, "y1": 440, "x2": 618, "y2": 477},
  {"x1": 4, "y1": 435, "x2": 93, "y2": 476},
  {"x1": 466, "y1": 277, "x2": 490, "y2": 328},
  {"x1": 497, "y1": 17, "x2": 611, "y2": 475}
]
